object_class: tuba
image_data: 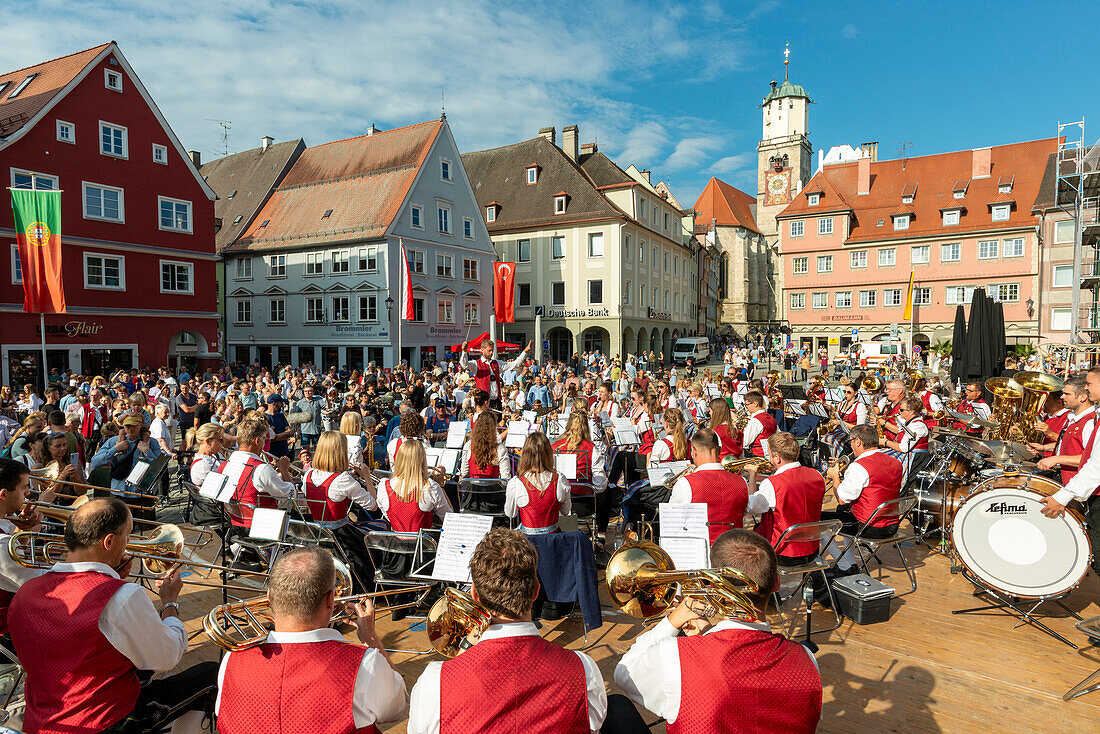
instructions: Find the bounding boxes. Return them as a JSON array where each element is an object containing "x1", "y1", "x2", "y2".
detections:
[
  {"x1": 904, "y1": 369, "x2": 924, "y2": 393},
  {"x1": 985, "y1": 377, "x2": 1023, "y2": 440},
  {"x1": 1012, "y1": 371, "x2": 1064, "y2": 443},
  {"x1": 425, "y1": 587, "x2": 494, "y2": 658},
  {"x1": 861, "y1": 375, "x2": 884, "y2": 394}
]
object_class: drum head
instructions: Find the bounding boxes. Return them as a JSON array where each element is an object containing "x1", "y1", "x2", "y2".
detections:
[{"x1": 952, "y1": 484, "x2": 1091, "y2": 599}]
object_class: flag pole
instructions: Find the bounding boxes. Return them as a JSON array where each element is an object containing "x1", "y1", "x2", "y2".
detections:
[{"x1": 39, "y1": 312, "x2": 47, "y2": 392}]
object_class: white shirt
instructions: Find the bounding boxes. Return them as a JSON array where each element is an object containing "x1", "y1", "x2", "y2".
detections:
[
  {"x1": 150, "y1": 417, "x2": 174, "y2": 455},
  {"x1": 961, "y1": 399, "x2": 992, "y2": 420},
  {"x1": 834, "y1": 450, "x2": 880, "y2": 504},
  {"x1": 746, "y1": 460, "x2": 799, "y2": 516},
  {"x1": 459, "y1": 351, "x2": 528, "y2": 400},
  {"x1": 896, "y1": 417, "x2": 930, "y2": 453},
  {"x1": 670, "y1": 462, "x2": 723, "y2": 504},
  {"x1": 46, "y1": 562, "x2": 187, "y2": 671},
  {"x1": 304, "y1": 468, "x2": 377, "y2": 511},
  {"x1": 189, "y1": 453, "x2": 220, "y2": 486},
  {"x1": 377, "y1": 478, "x2": 452, "y2": 520},
  {"x1": 1056, "y1": 409, "x2": 1100, "y2": 505},
  {"x1": 459, "y1": 442, "x2": 512, "y2": 479},
  {"x1": 614, "y1": 617, "x2": 817, "y2": 725},
  {"x1": 346, "y1": 433, "x2": 368, "y2": 469},
  {"x1": 505, "y1": 471, "x2": 572, "y2": 521},
  {"x1": 407, "y1": 622, "x2": 606, "y2": 734},
  {"x1": 214, "y1": 628, "x2": 408, "y2": 727},
  {"x1": 223, "y1": 450, "x2": 296, "y2": 502},
  {"x1": 648, "y1": 437, "x2": 686, "y2": 468},
  {"x1": 592, "y1": 399, "x2": 620, "y2": 421},
  {"x1": 1057, "y1": 407, "x2": 1096, "y2": 455},
  {"x1": 0, "y1": 518, "x2": 46, "y2": 593},
  {"x1": 386, "y1": 435, "x2": 432, "y2": 468},
  {"x1": 840, "y1": 400, "x2": 868, "y2": 425},
  {"x1": 741, "y1": 410, "x2": 768, "y2": 451}
]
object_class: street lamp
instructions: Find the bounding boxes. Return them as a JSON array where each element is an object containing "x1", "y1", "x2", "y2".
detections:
[{"x1": 385, "y1": 296, "x2": 394, "y2": 316}]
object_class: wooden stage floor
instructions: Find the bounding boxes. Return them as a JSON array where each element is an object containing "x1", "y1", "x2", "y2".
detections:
[{"x1": 171, "y1": 533, "x2": 1100, "y2": 733}]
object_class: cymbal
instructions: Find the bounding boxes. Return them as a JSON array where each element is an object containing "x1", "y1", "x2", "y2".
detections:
[
  {"x1": 944, "y1": 411, "x2": 999, "y2": 430},
  {"x1": 980, "y1": 440, "x2": 1035, "y2": 464},
  {"x1": 931, "y1": 427, "x2": 972, "y2": 439},
  {"x1": 958, "y1": 437, "x2": 995, "y2": 457}
]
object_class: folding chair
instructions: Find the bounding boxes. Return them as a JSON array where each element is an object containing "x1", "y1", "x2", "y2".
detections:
[
  {"x1": 1064, "y1": 615, "x2": 1100, "y2": 701},
  {"x1": 567, "y1": 481, "x2": 599, "y2": 541},
  {"x1": 363, "y1": 530, "x2": 440, "y2": 655},
  {"x1": 770, "y1": 520, "x2": 844, "y2": 637},
  {"x1": 456, "y1": 479, "x2": 511, "y2": 526},
  {"x1": 0, "y1": 644, "x2": 24, "y2": 727},
  {"x1": 837, "y1": 496, "x2": 920, "y2": 596}
]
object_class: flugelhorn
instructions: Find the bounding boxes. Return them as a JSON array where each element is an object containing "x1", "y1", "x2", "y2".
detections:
[
  {"x1": 425, "y1": 587, "x2": 493, "y2": 658},
  {"x1": 605, "y1": 541, "x2": 760, "y2": 622}
]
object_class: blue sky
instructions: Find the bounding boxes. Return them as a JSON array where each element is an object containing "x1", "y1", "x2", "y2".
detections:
[{"x1": 2, "y1": 1, "x2": 1099, "y2": 206}]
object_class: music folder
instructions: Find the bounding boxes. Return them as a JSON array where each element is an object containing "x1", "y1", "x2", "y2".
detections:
[
  {"x1": 445, "y1": 421, "x2": 469, "y2": 449},
  {"x1": 249, "y1": 507, "x2": 289, "y2": 541},
  {"x1": 198, "y1": 471, "x2": 234, "y2": 503}
]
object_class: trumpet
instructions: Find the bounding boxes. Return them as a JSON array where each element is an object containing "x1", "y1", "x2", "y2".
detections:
[
  {"x1": 204, "y1": 571, "x2": 432, "y2": 652},
  {"x1": 260, "y1": 450, "x2": 305, "y2": 478},
  {"x1": 426, "y1": 587, "x2": 493, "y2": 658},
  {"x1": 605, "y1": 541, "x2": 760, "y2": 622},
  {"x1": 720, "y1": 456, "x2": 770, "y2": 474},
  {"x1": 825, "y1": 455, "x2": 850, "y2": 494}
]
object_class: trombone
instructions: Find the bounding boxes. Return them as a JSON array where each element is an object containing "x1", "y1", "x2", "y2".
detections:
[
  {"x1": 605, "y1": 541, "x2": 760, "y2": 622},
  {"x1": 5, "y1": 496, "x2": 216, "y2": 543},
  {"x1": 204, "y1": 575, "x2": 433, "y2": 652},
  {"x1": 28, "y1": 470, "x2": 158, "y2": 500}
]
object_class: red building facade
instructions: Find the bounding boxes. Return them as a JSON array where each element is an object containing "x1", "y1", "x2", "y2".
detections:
[{"x1": 0, "y1": 43, "x2": 218, "y2": 387}]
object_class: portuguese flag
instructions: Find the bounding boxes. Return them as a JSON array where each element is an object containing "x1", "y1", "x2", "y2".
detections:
[{"x1": 11, "y1": 188, "x2": 65, "y2": 313}]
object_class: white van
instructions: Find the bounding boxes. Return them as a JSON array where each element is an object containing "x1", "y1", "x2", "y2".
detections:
[
  {"x1": 857, "y1": 341, "x2": 906, "y2": 368},
  {"x1": 672, "y1": 337, "x2": 711, "y2": 365}
]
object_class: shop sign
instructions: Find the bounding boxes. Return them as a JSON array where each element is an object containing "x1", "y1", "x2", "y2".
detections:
[
  {"x1": 823, "y1": 315, "x2": 865, "y2": 321},
  {"x1": 35, "y1": 320, "x2": 104, "y2": 338},
  {"x1": 428, "y1": 326, "x2": 465, "y2": 337},
  {"x1": 828, "y1": 337, "x2": 839, "y2": 345},
  {"x1": 647, "y1": 308, "x2": 672, "y2": 321},
  {"x1": 330, "y1": 324, "x2": 389, "y2": 339},
  {"x1": 546, "y1": 307, "x2": 610, "y2": 318}
]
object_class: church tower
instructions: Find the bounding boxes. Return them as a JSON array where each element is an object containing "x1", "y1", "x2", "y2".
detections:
[{"x1": 756, "y1": 45, "x2": 813, "y2": 243}]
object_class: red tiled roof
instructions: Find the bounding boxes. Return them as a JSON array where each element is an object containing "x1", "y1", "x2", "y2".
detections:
[
  {"x1": 778, "y1": 137, "x2": 1057, "y2": 243},
  {"x1": 692, "y1": 177, "x2": 760, "y2": 234},
  {"x1": 230, "y1": 120, "x2": 443, "y2": 251},
  {"x1": 0, "y1": 43, "x2": 111, "y2": 138}
]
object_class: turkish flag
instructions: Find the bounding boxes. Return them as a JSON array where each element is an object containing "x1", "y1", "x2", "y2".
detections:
[{"x1": 493, "y1": 261, "x2": 516, "y2": 323}]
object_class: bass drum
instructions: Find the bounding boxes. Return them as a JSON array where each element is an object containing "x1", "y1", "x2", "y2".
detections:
[
  {"x1": 913, "y1": 481, "x2": 972, "y2": 531},
  {"x1": 951, "y1": 474, "x2": 1092, "y2": 599}
]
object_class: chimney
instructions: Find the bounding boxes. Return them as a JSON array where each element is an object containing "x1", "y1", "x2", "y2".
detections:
[
  {"x1": 580, "y1": 142, "x2": 598, "y2": 155},
  {"x1": 261, "y1": 135, "x2": 274, "y2": 151},
  {"x1": 857, "y1": 155, "x2": 871, "y2": 196},
  {"x1": 187, "y1": 150, "x2": 201, "y2": 166},
  {"x1": 640, "y1": 169, "x2": 651, "y2": 183},
  {"x1": 972, "y1": 147, "x2": 992, "y2": 179},
  {"x1": 562, "y1": 124, "x2": 579, "y2": 161},
  {"x1": 539, "y1": 126, "x2": 556, "y2": 146},
  {"x1": 860, "y1": 141, "x2": 878, "y2": 162},
  {"x1": 365, "y1": 124, "x2": 377, "y2": 137}
]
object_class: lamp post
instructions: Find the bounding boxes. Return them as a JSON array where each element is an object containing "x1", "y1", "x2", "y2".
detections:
[{"x1": 385, "y1": 296, "x2": 395, "y2": 367}]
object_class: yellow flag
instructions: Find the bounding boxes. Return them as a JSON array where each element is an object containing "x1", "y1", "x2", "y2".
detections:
[{"x1": 902, "y1": 270, "x2": 915, "y2": 321}]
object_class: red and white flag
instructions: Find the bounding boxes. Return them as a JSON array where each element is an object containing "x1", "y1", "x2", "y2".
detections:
[
  {"x1": 400, "y1": 240, "x2": 414, "y2": 320},
  {"x1": 493, "y1": 261, "x2": 516, "y2": 323}
]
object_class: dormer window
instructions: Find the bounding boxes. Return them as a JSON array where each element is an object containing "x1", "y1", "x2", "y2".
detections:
[
  {"x1": 893, "y1": 214, "x2": 910, "y2": 231},
  {"x1": 902, "y1": 195, "x2": 913, "y2": 205},
  {"x1": 952, "y1": 179, "x2": 969, "y2": 199},
  {"x1": 998, "y1": 175, "x2": 1014, "y2": 194},
  {"x1": 991, "y1": 204, "x2": 1011, "y2": 221},
  {"x1": 943, "y1": 210, "x2": 960, "y2": 226},
  {"x1": 526, "y1": 165, "x2": 539, "y2": 185},
  {"x1": 900, "y1": 183, "x2": 917, "y2": 205},
  {"x1": 486, "y1": 202, "x2": 500, "y2": 223},
  {"x1": 554, "y1": 192, "x2": 569, "y2": 215},
  {"x1": 807, "y1": 193, "x2": 820, "y2": 206}
]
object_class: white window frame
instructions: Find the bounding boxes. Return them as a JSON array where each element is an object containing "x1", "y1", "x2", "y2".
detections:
[
  {"x1": 1051, "y1": 307, "x2": 1073, "y2": 331},
  {"x1": 436, "y1": 253, "x2": 454, "y2": 278},
  {"x1": 792, "y1": 256, "x2": 808, "y2": 275},
  {"x1": 305, "y1": 297, "x2": 324, "y2": 324},
  {"x1": 878, "y1": 248, "x2": 896, "y2": 267},
  {"x1": 55, "y1": 120, "x2": 75, "y2": 144},
  {"x1": 411, "y1": 205, "x2": 423, "y2": 229},
  {"x1": 527, "y1": 166, "x2": 538, "y2": 185},
  {"x1": 358, "y1": 294, "x2": 378, "y2": 322},
  {"x1": 83, "y1": 252, "x2": 126, "y2": 291},
  {"x1": 624, "y1": 280, "x2": 631, "y2": 306},
  {"x1": 991, "y1": 283, "x2": 1019, "y2": 303},
  {"x1": 807, "y1": 193, "x2": 820, "y2": 206},
  {"x1": 588, "y1": 232, "x2": 604, "y2": 258},
  {"x1": 356, "y1": 247, "x2": 378, "y2": 272},
  {"x1": 1004, "y1": 237, "x2": 1024, "y2": 257},
  {"x1": 82, "y1": 181, "x2": 124, "y2": 223},
  {"x1": 1053, "y1": 264, "x2": 1074, "y2": 288},
  {"x1": 104, "y1": 69, "x2": 123, "y2": 92},
  {"x1": 152, "y1": 144, "x2": 168, "y2": 165},
  {"x1": 463, "y1": 218, "x2": 473, "y2": 239},
  {"x1": 332, "y1": 296, "x2": 350, "y2": 323},
  {"x1": 486, "y1": 206, "x2": 497, "y2": 223},
  {"x1": 235, "y1": 299, "x2": 252, "y2": 326},
  {"x1": 790, "y1": 292, "x2": 805, "y2": 310},
  {"x1": 157, "y1": 196, "x2": 192, "y2": 233},
  {"x1": 551, "y1": 236, "x2": 565, "y2": 260},
  {"x1": 914, "y1": 287, "x2": 932, "y2": 306},
  {"x1": 893, "y1": 214, "x2": 910, "y2": 231},
  {"x1": 859, "y1": 289, "x2": 876, "y2": 308},
  {"x1": 437, "y1": 205, "x2": 451, "y2": 235},
  {"x1": 10, "y1": 243, "x2": 22, "y2": 285},
  {"x1": 517, "y1": 239, "x2": 531, "y2": 263},
  {"x1": 331, "y1": 249, "x2": 350, "y2": 274},
  {"x1": 835, "y1": 291, "x2": 852, "y2": 308},
  {"x1": 812, "y1": 292, "x2": 828, "y2": 309},
  {"x1": 463, "y1": 298, "x2": 480, "y2": 325},
  {"x1": 98, "y1": 121, "x2": 128, "y2": 159},
  {"x1": 10, "y1": 168, "x2": 59, "y2": 191},
  {"x1": 268, "y1": 254, "x2": 286, "y2": 278},
  {"x1": 554, "y1": 195, "x2": 567, "y2": 214},
  {"x1": 438, "y1": 297, "x2": 454, "y2": 324},
  {"x1": 850, "y1": 251, "x2": 867, "y2": 269},
  {"x1": 942, "y1": 210, "x2": 960, "y2": 226},
  {"x1": 991, "y1": 204, "x2": 1011, "y2": 222},
  {"x1": 911, "y1": 245, "x2": 930, "y2": 265},
  {"x1": 884, "y1": 288, "x2": 903, "y2": 307},
  {"x1": 945, "y1": 285, "x2": 975, "y2": 306},
  {"x1": 268, "y1": 297, "x2": 286, "y2": 325},
  {"x1": 941, "y1": 243, "x2": 961, "y2": 262},
  {"x1": 234, "y1": 257, "x2": 253, "y2": 280},
  {"x1": 463, "y1": 257, "x2": 479, "y2": 281},
  {"x1": 408, "y1": 249, "x2": 425, "y2": 275},
  {"x1": 1054, "y1": 220, "x2": 1075, "y2": 244},
  {"x1": 305, "y1": 252, "x2": 324, "y2": 276},
  {"x1": 790, "y1": 220, "x2": 804, "y2": 237},
  {"x1": 816, "y1": 255, "x2": 833, "y2": 273},
  {"x1": 588, "y1": 279, "x2": 603, "y2": 305},
  {"x1": 440, "y1": 158, "x2": 452, "y2": 182},
  {"x1": 158, "y1": 259, "x2": 193, "y2": 295},
  {"x1": 551, "y1": 282, "x2": 566, "y2": 306},
  {"x1": 818, "y1": 217, "x2": 834, "y2": 235},
  {"x1": 978, "y1": 240, "x2": 999, "y2": 260}
]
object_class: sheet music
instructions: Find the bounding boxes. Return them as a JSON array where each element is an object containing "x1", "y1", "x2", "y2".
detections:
[
  {"x1": 646, "y1": 461, "x2": 690, "y2": 488},
  {"x1": 505, "y1": 420, "x2": 532, "y2": 449},
  {"x1": 436, "y1": 448, "x2": 460, "y2": 474},
  {"x1": 432, "y1": 513, "x2": 493, "y2": 582},
  {"x1": 825, "y1": 388, "x2": 843, "y2": 403},
  {"x1": 659, "y1": 502, "x2": 710, "y2": 540},
  {"x1": 445, "y1": 421, "x2": 469, "y2": 449},
  {"x1": 424, "y1": 447, "x2": 443, "y2": 468},
  {"x1": 248, "y1": 507, "x2": 289, "y2": 540},
  {"x1": 660, "y1": 536, "x2": 710, "y2": 570},
  {"x1": 198, "y1": 471, "x2": 232, "y2": 502},
  {"x1": 125, "y1": 461, "x2": 149, "y2": 485},
  {"x1": 705, "y1": 384, "x2": 721, "y2": 398},
  {"x1": 544, "y1": 417, "x2": 566, "y2": 439},
  {"x1": 610, "y1": 417, "x2": 632, "y2": 431},
  {"x1": 613, "y1": 427, "x2": 640, "y2": 445},
  {"x1": 522, "y1": 410, "x2": 537, "y2": 423},
  {"x1": 555, "y1": 453, "x2": 577, "y2": 480}
]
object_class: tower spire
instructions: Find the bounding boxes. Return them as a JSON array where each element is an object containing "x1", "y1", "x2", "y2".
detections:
[{"x1": 784, "y1": 42, "x2": 790, "y2": 81}]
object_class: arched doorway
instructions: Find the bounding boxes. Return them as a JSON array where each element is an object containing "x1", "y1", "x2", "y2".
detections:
[
  {"x1": 621, "y1": 327, "x2": 634, "y2": 362},
  {"x1": 637, "y1": 327, "x2": 649, "y2": 358},
  {"x1": 546, "y1": 327, "x2": 573, "y2": 361},
  {"x1": 167, "y1": 330, "x2": 212, "y2": 376},
  {"x1": 650, "y1": 330, "x2": 661, "y2": 358},
  {"x1": 581, "y1": 326, "x2": 610, "y2": 355}
]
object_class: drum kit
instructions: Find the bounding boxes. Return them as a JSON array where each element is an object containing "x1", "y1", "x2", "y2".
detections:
[{"x1": 912, "y1": 414, "x2": 1093, "y2": 648}]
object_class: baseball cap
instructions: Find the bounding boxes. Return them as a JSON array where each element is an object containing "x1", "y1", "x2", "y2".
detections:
[
  {"x1": 120, "y1": 413, "x2": 143, "y2": 427},
  {"x1": 266, "y1": 394, "x2": 285, "y2": 404}
]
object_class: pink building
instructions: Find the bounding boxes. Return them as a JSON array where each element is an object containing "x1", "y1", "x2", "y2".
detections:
[{"x1": 776, "y1": 138, "x2": 1057, "y2": 358}]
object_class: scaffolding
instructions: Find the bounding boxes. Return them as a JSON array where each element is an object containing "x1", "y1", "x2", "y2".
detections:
[{"x1": 1056, "y1": 120, "x2": 1100, "y2": 343}]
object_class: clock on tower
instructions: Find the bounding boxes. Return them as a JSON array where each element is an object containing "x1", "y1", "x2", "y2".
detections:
[{"x1": 765, "y1": 169, "x2": 792, "y2": 206}]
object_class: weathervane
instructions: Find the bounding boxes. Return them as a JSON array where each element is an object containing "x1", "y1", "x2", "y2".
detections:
[{"x1": 784, "y1": 42, "x2": 790, "y2": 81}]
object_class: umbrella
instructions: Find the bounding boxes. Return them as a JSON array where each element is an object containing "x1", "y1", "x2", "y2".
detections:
[
  {"x1": 991, "y1": 300, "x2": 1007, "y2": 375},
  {"x1": 447, "y1": 331, "x2": 521, "y2": 354},
  {"x1": 965, "y1": 288, "x2": 988, "y2": 382},
  {"x1": 949, "y1": 305, "x2": 967, "y2": 387}
]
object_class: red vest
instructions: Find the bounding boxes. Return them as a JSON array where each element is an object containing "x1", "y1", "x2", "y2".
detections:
[
  {"x1": 305, "y1": 470, "x2": 350, "y2": 523},
  {"x1": 668, "y1": 628, "x2": 821, "y2": 734},
  {"x1": 840, "y1": 401, "x2": 861, "y2": 425},
  {"x1": 757, "y1": 466, "x2": 826, "y2": 557},
  {"x1": 713, "y1": 424, "x2": 743, "y2": 458},
  {"x1": 219, "y1": 639, "x2": 377, "y2": 734},
  {"x1": 383, "y1": 480, "x2": 433, "y2": 532},
  {"x1": 900, "y1": 419, "x2": 930, "y2": 451},
  {"x1": 631, "y1": 408, "x2": 655, "y2": 455},
  {"x1": 468, "y1": 446, "x2": 501, "y2": 478},
  {"x1": 472, "y1": 358, "x2": 502, "y2": 395},
  {"x1": 1064, "y1": 412, "x2": 1099, "y2": 489},
  {"x1": 439, "y1": 635, "x2": 588, "y2": 733},
  {"x1": 230, "y1": 456, "x2": 278, "y2": 528},
  {"x1": 10, "y1": 571, "x2": 139, "y2": 734},
  {"x1": 952, "y1": 399, "x2": 988, "y2": 436},
  {"x1": 80, "y1": 404, "x2": 107, "y2": 438},
  {"x1": 684, "y1": 469, "x2": 748, "y2": 543},
  {"x1": 1044, "y1": 411, "x2": 1071, "y2": 458},
  {"x1": 518, "y1": 476, "x2": 561, "y2": 530},
  {"x1": 0, "y1": 588, "x2": 12, "y2": 636},
  {"x1": 881, "y1": 401, "x2": 903, "y2": 441},
  {"x1": 750, "y1": 412, "x2": 777, "y2": 457},
  {"x1": 850, "y1": 451, "x2": 903, "y2": 527},
  {"x1": 551, "y1": 438, "x2": 594, "y2": 488}
]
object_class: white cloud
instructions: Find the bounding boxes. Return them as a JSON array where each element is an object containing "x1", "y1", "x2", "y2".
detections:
[
  {"x1": 843, "y1": 23, "x2": 860, "y2": 39},
  {"x1": 709, "y1": 153, "x2": 753, "y2": 175},
  {"x1": 0, "y1": 0, "x2": 759, "y2": 199}
]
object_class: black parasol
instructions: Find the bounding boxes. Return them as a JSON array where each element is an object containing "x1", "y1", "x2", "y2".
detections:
[
  {"x1": 964, "y1": 288, "x2": 989, "y2": 382},
  {"x1": 949, "y1": 305, "x2": 967, "y2": 387},
  {"x1": 991, "y1": 300, "x2": 1007, "y2": 375}
]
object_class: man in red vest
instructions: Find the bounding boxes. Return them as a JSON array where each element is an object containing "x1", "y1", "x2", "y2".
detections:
[
  {"x1": 824, "y1": 424, "x2": 903, "y2": 574},
  {"x1": 670, "y1": 429, "x2": 748, "y2": 543},
  {"x1": 745, "y1": 432, "x2": 826, "y2": 566},
  {"x1": 740, "y1": 391, "x2": 776, "y2": 458},
  {"x1": 459, "y1": 338, "x2": 533, "y2": 410},
  {"x1": 0, "y1": 458, "x2": 52, "y2": 637},
  {"x1": 950, "y1": 381, "x2": 992, "y2": 436},
  {"x1": 1029, "y1": 389, "x2": 1069, "y2": 459},
  {"x1": 8, "y1": 497, "x2": 217, "y2": 734},
  {"x1": 222, "y1": 416, "x2": 297, "y2": 534},
  {"x1": 408, "y1": 528, "x2": 607, "y2": 733},
  {"x1": 215, "y1": 546, "x2": 408, "y2": 733},
  {"x1": 1042, "y1": 367, "x2": 1100, "y2": 575},
  {"x1": 614, "y1": 529, "x2": 822, "y2": 733},
  {"x1": 1034, "y1": 376, "x2": 1094, "y2": 483}
]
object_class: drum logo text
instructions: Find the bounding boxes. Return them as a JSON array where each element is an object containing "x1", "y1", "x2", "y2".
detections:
[{"x1": 985, "y1": 502, "x2": 1027, "y2": 516}]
